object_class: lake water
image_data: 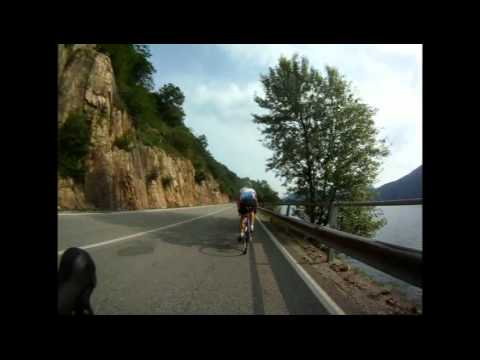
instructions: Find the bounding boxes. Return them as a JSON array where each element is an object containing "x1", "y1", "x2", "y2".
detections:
[{"x1": 277, "y1": 205, "x2": 423, "y2": 305}]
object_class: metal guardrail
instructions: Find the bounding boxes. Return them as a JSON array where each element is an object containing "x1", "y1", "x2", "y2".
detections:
[
  {"x1": 258, "y1": 206, "x2": 422, "y2": 288},
  {"x1": 336, "y1": 198, "x2": 422, "y2": 206},
  {"x1": 262, "y1": 199, "x2": 422, "y2": 221},
  {"x1": 268, "y1": 198, "x2": 422, "y2": 208}
]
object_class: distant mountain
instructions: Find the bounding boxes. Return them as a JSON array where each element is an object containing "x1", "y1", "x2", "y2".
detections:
[
  {"x1": 282, "y1": 193, "x2": 306, "y2": 202},
  {"x1": 282, "y1": 165, "x2": 422, "y2": 202},
  {"x1": 375, "y1": 165, "x2": 422, "y2": 201}
]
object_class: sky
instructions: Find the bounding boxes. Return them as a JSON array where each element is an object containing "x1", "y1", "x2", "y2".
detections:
[{"x1": 148, "y1": 44, "x2": 422, "y2": 198}]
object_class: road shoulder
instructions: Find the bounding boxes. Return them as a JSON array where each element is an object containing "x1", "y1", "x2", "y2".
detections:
[{"x1": 257, "y1": 213, "x2": 421, "y2": 315}]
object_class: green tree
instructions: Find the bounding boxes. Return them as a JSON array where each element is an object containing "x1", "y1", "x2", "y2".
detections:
[
  {"x1": 253, "y1": 54, "x2": 389, "y2": 237},
  {"x1": 152, "y1": 83, "x2": 186, "y2": 127},
  {"x1": 250, "y1": 179, "x2": 280, "y2": 204},
  {"x1": 337, "y1": 194, "x2": 386, "y2": 237},
  {"x1": 197, "y1": 134, "x2": 208, "y2": 151},
  {"x1": 96, "y1": 44, "x2": 155, "y2": 91},
  {"x1": 96, "y1": 44, "x2": 156, "y2": 128}
]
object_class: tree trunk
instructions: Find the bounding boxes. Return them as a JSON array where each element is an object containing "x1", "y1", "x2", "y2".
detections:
[
  {"x1": 300, "y1": 113, "x2": 316, "y2": 224},
  {"x1": 325, "y1": 188, "x2": 337, "y2": 226},
  {"x1": 308, "y1": 183, "x2": 315, "y2": 223},
  {"x1": 318, "y1": 174, "x2": 329, "y2": 224}
]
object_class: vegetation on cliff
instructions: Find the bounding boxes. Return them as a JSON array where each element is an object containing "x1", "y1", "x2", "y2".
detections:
[
  {"x1": 58, "y1": 111, "x2": 91, "y2": 182},
  {"x1": 93, "y1": 44, "x2": 279, "y2": 202}
]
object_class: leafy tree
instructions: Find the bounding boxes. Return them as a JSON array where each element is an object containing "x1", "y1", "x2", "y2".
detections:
[
  {"x1": 96, "y1": 44, "x2": 155, "y2": 91},
  {"x1": 250, "y1": 179, "x2": 280, "y2": 204},
  {"x1": 253, "y1": 54, "x2": 389, "y2": 237},
  {"x1": 337, "y1": 196, "x2": 386, "y2": 237},
  {"x1": 152, "y1": 83, "x2": 186, "y2": 127},
  {"x1": 96, "y1": 44, "x2": 156, "y2": 127},
  {"x1": 197, "y1": 134, "x2": 208, "y2": 151}
]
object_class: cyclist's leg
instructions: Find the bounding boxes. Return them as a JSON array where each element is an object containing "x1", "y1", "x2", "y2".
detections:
[
  {"x1": 239, "y1": 214, "x2": 245, "y2": 234},
  {"x1": 238, "y1": 202, "x2": 247, "y2": 237},
  {"x1": 251, "y1": 200, "x2": 257, "y2": 231}
]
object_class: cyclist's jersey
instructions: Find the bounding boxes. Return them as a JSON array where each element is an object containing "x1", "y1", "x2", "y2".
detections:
[
  {"x1": 237, "y1": 187, "x2": 257, "y2": 215},
  {"x1": 239, "y1": 187, "x2": 257, "y2": 202}
]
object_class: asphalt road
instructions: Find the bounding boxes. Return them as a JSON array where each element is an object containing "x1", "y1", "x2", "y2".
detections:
[{"x1": 58, "y1": 204, "x2": 329, "y2": 315}]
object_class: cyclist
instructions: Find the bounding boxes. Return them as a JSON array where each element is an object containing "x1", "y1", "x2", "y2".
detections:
[{"x1": 236, "y1": 187, "x2": 258, "y2": 240}]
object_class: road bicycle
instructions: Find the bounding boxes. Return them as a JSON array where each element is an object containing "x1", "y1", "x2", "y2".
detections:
[{"x1": 240, "y1": 207, "x2": 254, "y2": 255}]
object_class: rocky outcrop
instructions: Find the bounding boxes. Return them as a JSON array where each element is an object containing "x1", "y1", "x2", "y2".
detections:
[
  {"x1": 58, "y1": 178, "x2": 93, "y2": 209},
  {"x1": 58, "y1": 44, "x2": 230, "y2": 210}
]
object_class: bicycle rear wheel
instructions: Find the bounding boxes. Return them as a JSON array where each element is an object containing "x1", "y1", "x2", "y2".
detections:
[
  {"x1": 242, "y1": 235, "x2": 248, "y2": 254},
  {"x1": 242, "y1": 217, "x2": 250, "y2": 255}
]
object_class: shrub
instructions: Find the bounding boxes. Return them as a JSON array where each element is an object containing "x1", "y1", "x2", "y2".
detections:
[
  {"x1": 58, "y1": 111, "x2": 91, "y2": 183},
  {"x1": 137, "y1": 126, "x2": 162, "y2": 148},
  {"x1": 218, "y1": 182, "x2": 225, "y2": 193},
  {"x1": 161, "y1": 175, "x2": 173, "y2": 188},
  {"x1": 121, "y1": 85, "x2": 157, "y2": 127},
  {"x1": 168, "y1": 127, "x2": 191, "y2": 156},
  {"x1": 195, "y1": 171, "x2": 207, "y2": 184},
  {"x1": 113, "y1": 131, "x2": 134, "y2": 151}
]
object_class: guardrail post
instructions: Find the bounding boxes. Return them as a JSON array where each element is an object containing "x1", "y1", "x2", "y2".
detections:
[
  {"x1": 285, "y1": 205, "x2": 291, "y2": 235},
  {"x1": 327, "y1": 204, "x2": 338, "y2": 263}
]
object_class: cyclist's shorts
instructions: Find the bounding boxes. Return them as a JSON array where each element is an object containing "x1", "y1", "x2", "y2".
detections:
[{"x1": 239, "y1": 198, "x2": 257, "y2": 215}]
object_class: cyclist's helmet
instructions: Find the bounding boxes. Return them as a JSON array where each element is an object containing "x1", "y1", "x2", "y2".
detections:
[{"x1": 240, "y1": 187, "x2": 257, "y2": 200}]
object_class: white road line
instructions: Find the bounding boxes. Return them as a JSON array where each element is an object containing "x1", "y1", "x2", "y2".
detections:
[
  {"x1": 58, "y1": 206, "x2": 231, "y2": 255},
  {"x1": 257, "y1": 218, "x2": 345, "y2": 315},
  {"x1": 58, "y1": 203, "x2": 234, "y2": 216}
]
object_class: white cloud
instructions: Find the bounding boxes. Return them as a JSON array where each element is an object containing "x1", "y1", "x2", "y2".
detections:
[
  {"x1": 152, "y1": 44, "x2": 422, "y2": 196},
  {"x1": 182, "y1": 80, "x2": 287, "y2": 196},
  {"x1": 190, "y1": 81, "x2": 264, "y2": 117},
  {"x1": 218, "y1": 44, "x2": 296, "y2": 67},
  {"x1": 184, "y1": 111, "x2": 286, "y2": 196},
  {"x1": 373, "y1": 44, "x2": 422, "y2": 65}
]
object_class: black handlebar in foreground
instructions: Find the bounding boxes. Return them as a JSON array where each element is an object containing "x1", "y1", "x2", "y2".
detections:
[{"x1": 58, "y1": 247, "x2": 97, "y2": 315}]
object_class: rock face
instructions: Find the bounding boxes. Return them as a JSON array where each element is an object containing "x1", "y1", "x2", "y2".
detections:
[
  {"x1": 58, "y1": 44, "x2": 230, "y2": 210},
  {"x1": 58, "y1": 178, "x2": 92, "y2": 209}
]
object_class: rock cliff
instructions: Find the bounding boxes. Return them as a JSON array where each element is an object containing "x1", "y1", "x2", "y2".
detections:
[{"x1": 58, "y1": 44, "x2": 230, "y2": 210}]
